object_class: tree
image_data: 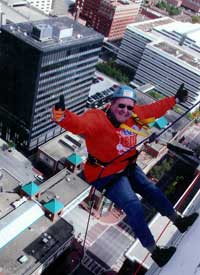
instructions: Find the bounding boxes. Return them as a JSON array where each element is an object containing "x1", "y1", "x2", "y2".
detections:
[
  {"x1": 192, "y1": 16, "x2": 200, "y2": 24},
  {"x1": 96, "y1": 60, "x2": 132, "y2": 83},
  {"x1": 7, "y1": 140, "x2": 15, "y2": 152}
]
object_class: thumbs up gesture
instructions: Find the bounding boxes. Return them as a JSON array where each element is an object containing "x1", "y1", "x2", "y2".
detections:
[{"x1": 52, "y1": 95, "x2": 65, "y2": 122}]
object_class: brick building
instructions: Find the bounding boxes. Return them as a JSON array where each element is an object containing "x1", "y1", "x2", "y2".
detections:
[
  {"x1": 75, "y1": 0, "x2": 142, "y2": 40},
  {"x1": 166, "y1": 0, "x2": 200, "y2": 13}
]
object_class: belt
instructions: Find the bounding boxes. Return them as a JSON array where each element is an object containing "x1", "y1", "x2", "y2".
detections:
[
  {"x1": 87, "y1": 154, "x2": 111, "y2": 167},
  {"x1": 87, "y1": 151, "x2": 139, "y2": 168}
]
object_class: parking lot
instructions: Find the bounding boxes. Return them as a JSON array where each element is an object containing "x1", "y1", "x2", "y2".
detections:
[{"x1": 87, "y1": 71, "x2": 120, "y2": 109}]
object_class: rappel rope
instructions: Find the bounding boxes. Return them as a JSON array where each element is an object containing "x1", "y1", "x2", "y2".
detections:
[{"x1": 81, "y1": 100, "x2": 200, "y2": 263}]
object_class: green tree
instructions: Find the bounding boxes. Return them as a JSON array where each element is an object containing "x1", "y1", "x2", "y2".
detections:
[
  {"x1": 7, "y1": 140, "x2": 15, "y2": 152},
  {"x1": 96, "y1": 60, "x2": 132, "y2": 83},
  {"x1": 192, "y1": 16, "x2": 200, "y2": 23},
  {"x1": 150, "y1": 158, "x2": 174, "y2": 180}
]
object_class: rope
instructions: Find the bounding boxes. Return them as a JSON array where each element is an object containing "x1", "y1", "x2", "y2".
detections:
[{"x1": 81, "y1": 99, "x2": 200, "y2": 263}]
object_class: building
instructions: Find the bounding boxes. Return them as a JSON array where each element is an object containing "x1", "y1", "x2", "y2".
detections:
[
  {"x1": 0, "y1": 17, "x2": 103, "y2": 152},
  {"x1": 0, "y1": 136, "x2": 96, "y2": 274},
  {"x1": 117, "y1": 17, "x2": 200, "y2": 108},
  {"x1": 37, "y1": 168, "x2": 91, "y2": 215},
  {"x1": 74, "y1": 0, "x2": 142, "y2": 40},
  {"x1": 166, "y1": 0, "x2": 200, "y2": 13},
  {"x1": 37, "y1": 131, "x2": 87, "y2": 174},
  {"x1": 0, "y1": 0, "x2": 48, "y2": 23},
  {"x1": 0, "y1": 200, "x2": 74, "y2": 275},
  {"x1": 181, "y1": 0, "x2": 200, "y2": 13},
  {"x1": 27, "y1": 0, "x2": 53, "y2": 15}
]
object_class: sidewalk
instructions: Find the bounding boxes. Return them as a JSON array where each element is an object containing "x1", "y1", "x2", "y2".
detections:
[{"x1": 80, "y1": 201, "x2": 125, "y2": 225}]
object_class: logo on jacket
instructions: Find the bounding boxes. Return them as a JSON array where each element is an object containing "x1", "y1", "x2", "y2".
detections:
[{"x1": 116, "y1": 129, "x2": 137, "y2": 155}]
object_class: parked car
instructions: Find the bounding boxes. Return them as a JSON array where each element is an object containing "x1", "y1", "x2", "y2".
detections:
[
  {"x1": 92, "y1": 77, "x2": 99, "y2": 84},
  {"x1": 34, "y1": 174, "x2": 44, "y2": 182},
  {"x1": 97, "y1": 76, "x2": 104, "y2": 81},
  {"x1": 112, "y1": 83, "x2": 119, "y2": 89}
]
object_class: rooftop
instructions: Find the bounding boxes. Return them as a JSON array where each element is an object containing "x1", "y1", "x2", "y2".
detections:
[
  {"x1": 38, "y1": 169, "x2": 90, "y2": 212},
  {"x1": 0, "y1": 0, "x2": 48, "y2": 23},
  {"x1": 1, "y1": 16, "x2": 103, "y2": 51},
  {"x1": 127, "y1": 17, "x2": 200, "y2": 69},
  {"x1": 38, "y1": 131, "x2": 87, "y2": 163},
  {"x1": 154, "y1": 41, "x2": 200, "y2": 70},
  {"x1": 0, "y1": 211, "x2": 73, "y2": 275},
  {"x1": 21, "y1": 181, "x2": 40, "y2": 196},
  {"x1": 129, "y1": 17, "x2": 174, "y2": 33}
]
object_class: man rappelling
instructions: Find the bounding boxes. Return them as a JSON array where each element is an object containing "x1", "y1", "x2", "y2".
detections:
[{"x1": 52, "y1": 84, "x2": 198, "y2": 267}]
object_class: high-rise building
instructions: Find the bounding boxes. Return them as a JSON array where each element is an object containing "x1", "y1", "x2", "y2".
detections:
[
  {"x1": 0, "y1": 17, "x2": 103, "y2": 152},
  {"x1": 75, "y1": 0, "x2": 142, "y2": 40},
  {"x1": 117, "y1": 18, "x2": 200, "y2": 108},
  {"x1": 27, "y1": 0, "x2": 53, "y2": 15}
]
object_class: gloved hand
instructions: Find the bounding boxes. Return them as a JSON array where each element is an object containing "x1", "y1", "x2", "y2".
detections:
[
  {"x1": 52, "y1": 95, "x2": 65, "y2": 122},
  {"x1": 175, "y1": 84, "x2": 188, "y2": 103}
]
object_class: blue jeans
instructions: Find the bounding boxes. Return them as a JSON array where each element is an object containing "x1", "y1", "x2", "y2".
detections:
[{"x1": 92, "y1": 164, "x2": 175, "y2": 248}]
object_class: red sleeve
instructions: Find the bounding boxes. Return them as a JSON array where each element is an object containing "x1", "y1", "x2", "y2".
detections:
[
  {"x1": 58, "y1": 109, "x2": 93, "y2": 135},
  {"x1": 134, "y1": 96, "x2": 176, "y2": 120}
]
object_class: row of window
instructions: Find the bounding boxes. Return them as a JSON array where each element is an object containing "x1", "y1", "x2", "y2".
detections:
[
  {"x1": 146, "y1": 46, "x2": 200, "y2": 81},
  {"x1": 35, "y1": 82, "x2": 90, "y2": 113},
  {"x1": 135, "y1": 60, "x2": 198, "y2": 103},
  {"x1": 41, "y1": 46, "x2": 101, "y2": 67},
  {"x1": 34, "y1": 82, "x2": 89, "y2": 121},
  {"x1": 36, "y1": 72, "x2": 93, "y2": 102},
  {"x1": 141, "y1": 51, "x2": 200, "y2": 91},
  {"x1": 32, "y1": 98, "x2": 87, "y2": 135},
  {"x1": 39, "y1": 55, "x2": 97, "y2": 85},
  {"x1": 38, "y1": 61, "x2": 95, "y2": 90}
]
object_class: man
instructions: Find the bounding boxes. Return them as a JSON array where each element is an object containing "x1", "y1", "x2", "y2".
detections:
[{"x1": 52, "y1": 85, "x2": 198, "y2": 267}]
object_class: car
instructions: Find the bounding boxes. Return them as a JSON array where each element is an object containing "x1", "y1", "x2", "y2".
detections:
[
  {"x1": 92, "y1": 77, "x2": 99, "y2": 84},
  {"x1": 97, "y1": 76, "x2": 104, "y2": 81},
  {"x1": 34, "y1": 174, "x2": 44, "y2": 182},
  {"x1": 112, "y1": 84, "x2": 119, "y2": 89},
  {"x1": 91, "y1": 94, "x2": 99, "y2": 100}
]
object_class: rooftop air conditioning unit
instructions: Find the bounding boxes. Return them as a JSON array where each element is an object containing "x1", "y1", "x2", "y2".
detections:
[
  {"x1": 53, "y1": 24, "x2": 73, "y2": 40},
  {"x1": 32, "y1": 24, "x2": 53, "y2": 41}
]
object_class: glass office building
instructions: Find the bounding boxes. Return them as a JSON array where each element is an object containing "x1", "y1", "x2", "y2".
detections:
[{"x1": 0, "y1": 17, "x2": 103, "y2": 152}]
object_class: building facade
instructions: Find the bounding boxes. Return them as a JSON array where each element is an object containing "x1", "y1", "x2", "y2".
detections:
[
  {"x1": 181, "y1": 0, "x2": 200, "y2": 13},
  {"x1": 75, "y1": 0, "x2": 142, "y2": 40},
  {"x1": 117, "y1": 18, "x2": 200, "y2": 108},
  {"x1": 0, "y1": 17, "x2": 103, "y2": 152},
  {"x1": 166, "y1": 0, "x2": 200, "y2": 13},
  {"x1": 27, "y1": 0, "x2": 53, "y2": 15}
]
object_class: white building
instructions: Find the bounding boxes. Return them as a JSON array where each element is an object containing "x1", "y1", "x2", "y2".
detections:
[
  {"x1": 117, "y1": 18, "x2": 200, "y2": 108},
  {"x1": 27, "y1": 0, "x2": 53, "y2": 14}
]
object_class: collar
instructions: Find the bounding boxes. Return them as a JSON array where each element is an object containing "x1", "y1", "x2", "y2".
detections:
[{"x1": 106, "y1": 109, "x2": 121, "y2": 128}]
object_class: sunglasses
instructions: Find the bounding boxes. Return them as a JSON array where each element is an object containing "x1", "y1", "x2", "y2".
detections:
[{"x1": 118, "y1": 103, "x2": 134, "y2": 111}]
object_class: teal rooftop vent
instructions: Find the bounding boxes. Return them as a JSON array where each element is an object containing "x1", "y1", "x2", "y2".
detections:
[
  {"x1": 66, "y1": 153, "x2": 83, "y2": 165},
  {"x1": 43, "y1": 198, "x2": 64, "y2": 214},
  {"x1": 21, "y1": 181, "x2": 40, "y2": 196},
  {"x1": 155, "y1": 116, "x2": 168, "y2": 129}
]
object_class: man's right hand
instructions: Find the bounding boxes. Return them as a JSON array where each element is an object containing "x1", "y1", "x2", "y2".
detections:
[
  {"x1": 52, "y1": 106, "x2": 65, "y2": 122},
  {"x1": 52, "y1": 95, "x2": 65, "y2": 122}
]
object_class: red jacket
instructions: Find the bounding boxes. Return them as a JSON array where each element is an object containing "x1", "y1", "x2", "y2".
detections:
[{"x1": 58, "y1": 96, "x2": 176, "y2": 182}]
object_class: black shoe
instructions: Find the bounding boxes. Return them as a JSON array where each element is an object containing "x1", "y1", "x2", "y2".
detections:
[
  {"x1": 174, "y1": 212, "x2": 199, "y2": 233},
  {"x1": 151, "y1": 246, "x2": 176, "y2": 267}
]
